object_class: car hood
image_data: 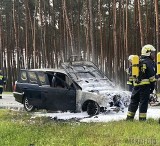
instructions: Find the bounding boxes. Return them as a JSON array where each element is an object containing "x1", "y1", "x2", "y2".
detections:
[
  {"x1": 78, "y1": 79, "x2": 115, "y2": 91},
  {"x1": 76, "y1": 78, "x2": 131, "y2": 102}
]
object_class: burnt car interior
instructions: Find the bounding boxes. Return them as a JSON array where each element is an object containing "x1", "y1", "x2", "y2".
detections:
[
  {"x1": 52, "y1": 73, "x2": 65, "y2": 88},
  {"x1": 46, "y1": 72, "x2": 76, "y2": 89}
]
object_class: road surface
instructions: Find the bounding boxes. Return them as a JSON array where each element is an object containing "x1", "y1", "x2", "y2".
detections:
[{"x1": 0, "y1": 93, "x2": 23, "y2": 110}]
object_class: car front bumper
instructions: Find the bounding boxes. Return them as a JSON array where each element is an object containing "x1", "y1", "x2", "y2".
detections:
[{"x1": 13, "y1": 92, "x2": 24, "y2": 104}]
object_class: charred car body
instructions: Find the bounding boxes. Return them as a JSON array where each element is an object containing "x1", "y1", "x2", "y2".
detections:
[{"x1": 13, "y1": 59, "x2": 130, "y2": 115}]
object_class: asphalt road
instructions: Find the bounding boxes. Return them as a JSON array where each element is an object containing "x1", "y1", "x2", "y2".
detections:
[{"x1": 0, "y1": 93, "x2": 23, "y2": 110}]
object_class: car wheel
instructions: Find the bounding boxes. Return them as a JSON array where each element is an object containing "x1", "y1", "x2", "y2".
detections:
[
  {"x1": 23, "y1": 96, "x2": 35, "y2": 112},
  {"x1": 87, "y1": 101, "x2": 100, "y2": 116}
]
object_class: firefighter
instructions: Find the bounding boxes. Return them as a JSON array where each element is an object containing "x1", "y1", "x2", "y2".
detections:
[
  {"x1": 126, "y1": 44, "x2": 156, "y2": 121},
  {"x1": 126, "y1": 55, "x2": 134, "y2": 92},
  {"x1": 0, "y1": 70, "x2": 6, "y2": 99}
]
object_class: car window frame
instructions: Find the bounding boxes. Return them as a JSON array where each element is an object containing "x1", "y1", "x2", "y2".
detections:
[
  {"x1": 18, "y1": 70, "x2": 29, "y2": 83},
  {"x1": 37, "y1": 71, "x2": 50, "y2": 86},
  {"x1": 51, "y1": 72, "x2": 68, "y2": 88},
  {"x1": 27, "y1": 71, "x2": 39, "y2": 85}
]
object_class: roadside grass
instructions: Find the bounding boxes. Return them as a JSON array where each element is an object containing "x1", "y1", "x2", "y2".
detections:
[
  {"x1": 0, "y1": 110, "x2": 160, "y2": 146},
  {"x1": 3, "y1": 92, "x2": 13, "y2": 95}
]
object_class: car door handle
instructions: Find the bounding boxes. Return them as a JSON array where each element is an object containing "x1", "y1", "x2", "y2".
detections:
[
  {"x1": 43, "y1": 91, "x2": 48, "y2": 93},
  {"x1": 23, "y1": 87, "x2": 28, "y2": 89}
]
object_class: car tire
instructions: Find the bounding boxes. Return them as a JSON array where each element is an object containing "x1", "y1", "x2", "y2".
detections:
[
  {"x1": 87, "y1": 101, "x2": 100, "y2": 116},
  {"x1": 23, "y1": 96, "x2": 35, "y2": 112}
]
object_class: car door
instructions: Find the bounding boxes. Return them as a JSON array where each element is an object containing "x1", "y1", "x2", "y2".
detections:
[
  {"x1": 25, "y1": 71, "x2": 42, "y2": 107},
  {"x1": 41, "y1": 73, "x2": 76, "y2": 111},
  {"x1": 42, "y1": 87, "x2": 76, "y2": 111}
]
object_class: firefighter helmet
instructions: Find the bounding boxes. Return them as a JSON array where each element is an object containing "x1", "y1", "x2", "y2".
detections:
[
  {"x1": 141, "y1": 44, "x2": 156, "y2": 56},
  {"x1": 128, "y1": 55, "x2": 134, "y2": 62}
]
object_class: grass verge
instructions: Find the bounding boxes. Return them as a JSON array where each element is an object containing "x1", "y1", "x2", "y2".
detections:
[
  {"x1": 2, "y1": 92, "x2": 13, "y2": 95},
  {"x1": 0, "y1": 109, "x2": 160, "y2": 146}
]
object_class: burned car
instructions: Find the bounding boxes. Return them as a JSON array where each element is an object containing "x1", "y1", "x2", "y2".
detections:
[{"x1": 13, "y1": 60, "x2": 130, "y2": 115}]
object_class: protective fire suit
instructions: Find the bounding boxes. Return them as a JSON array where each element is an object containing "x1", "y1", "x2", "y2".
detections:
[
  {"x1": 0, "y1": 71, "x2": 6, "y2": 99},
  {"x1": 126, "y1": 56, "x2": 156, "y2": 121}
]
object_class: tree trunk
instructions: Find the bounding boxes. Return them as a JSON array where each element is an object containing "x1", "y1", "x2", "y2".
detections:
[
  {"x1": 24, "y1": 0, "x2": 29, "y2": 68},
  {"x1": 88, "y1": 0, "x2": 96, "y2": 64},
  {"x1": 125, "y1": 0, "x2": 129, "y2": 61},
  {"x1": 138, "y1": 0, "x2": 144, "y2": 47},
  {"x1": 0, "y1": 10, "x2": 2, "y2": 69},
  {"x1": 155, "y1": 0, "x2": 159, "y2": 51},
  {"x1": 113, "y1": 0, "x2": 118, "y2": 84},
  {"x1": 98, "y1": 0, "x2": 103, "y2": 70},
  {"x1": 63, "y1": 0, "x2": 74, "y2": 56},
  {"x1": 13, "y1": 0, "x2": 20, "y2": 72}
]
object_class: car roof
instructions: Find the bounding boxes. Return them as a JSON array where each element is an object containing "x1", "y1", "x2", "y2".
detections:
[
  {"x1": 20, "y1": 68, "x2": 67, "y2": 74},
  {"x1": 62, "y1": 61, "x2": 96, "y2": 66}
]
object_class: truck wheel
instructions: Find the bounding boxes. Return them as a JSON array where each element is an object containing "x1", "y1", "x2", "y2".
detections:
[
  {"x1": 23, "y1": 96, "x2": 35, "y2": 112},
  {"x1": 87, "y1": 101, "x2": 100, "y2": 116}
]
